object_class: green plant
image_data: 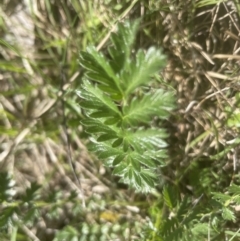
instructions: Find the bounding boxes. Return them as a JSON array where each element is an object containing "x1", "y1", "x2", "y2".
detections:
[
  {"x1": 77, "y1": 20, "x2": 175, "y2": 192},
  {"x1": 144, "y1": 181, "x2": 240, "y2": 241}
]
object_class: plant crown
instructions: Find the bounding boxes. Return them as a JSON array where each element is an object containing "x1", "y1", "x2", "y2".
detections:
[{"x1": 77, "y1": 21, "x2": 175, "y2": 192}]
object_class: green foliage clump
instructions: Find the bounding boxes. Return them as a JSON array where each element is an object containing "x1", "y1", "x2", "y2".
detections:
[
  {"x1": 146, "y1": 184, "x2": 240, "y2": 241},
  {"x1": 77, "y1": 21, "x2": 175, "y2": 192}
]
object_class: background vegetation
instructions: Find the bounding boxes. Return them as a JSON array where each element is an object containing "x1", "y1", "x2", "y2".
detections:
[{"x1": 0, "y1": 0, "x2": 240, "y2": 240}]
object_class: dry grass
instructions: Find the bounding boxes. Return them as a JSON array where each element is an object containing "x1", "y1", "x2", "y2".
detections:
[
  {"x1": 0, "y1": 1, "x2": 151, "y2": 240},
  {"x1": 156, "y1": 0, "x2": 240, "y2": 192},
  {"x1": 1, "y1": 0, "x2": 240, "y2": 240}
]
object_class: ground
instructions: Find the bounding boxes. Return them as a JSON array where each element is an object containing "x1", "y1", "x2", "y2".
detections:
[{"x1": 1, "y1": 0, "x2": 240, "y2": 240}]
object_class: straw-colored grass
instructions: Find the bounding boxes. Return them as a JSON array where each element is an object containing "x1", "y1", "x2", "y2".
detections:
[{"x1": 1, "y1": 0, "x2": 240, "y2": 240}]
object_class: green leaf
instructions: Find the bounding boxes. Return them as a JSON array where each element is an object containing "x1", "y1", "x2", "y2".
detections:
[
  {"x1": 123, "y1": 139, "x2": 129, "y2": 152},
  {"x1": 112, "y1": 163, "x2": 128, "y2": 176},
  {"x1": 228, "y1": 184, "x2": 240, "y2": 195},
  {"x1": 124, "y1": 48, "x2": 166, "y2": 95},
  {"x1": 98, "y1": 147, "x2": 122, "y2": 159},
  {"x1": 77, "y1": 20, "x2": 174, "y2": 193},
  {"x1": 212, "y1": 192, "x2": 231, "y2": 204},
  {"x1": 83, "y1": 80, "x2": 122, "y2": 116},
  {"x1": 80, "y1": 46, "x2": 122, "y2": 93},
  {"x1": 222, "y1": 207, "x2": 235, "y2": 221},
  {"x1": 131, "y1": 172, "x2": 154, "y2": 192},
  {"x1": 97, "y1": 84, "x2": 121, "y2": 97},
  {"x1": 78, "y1": 97, "x2": 103, "y2": 110},
  {"x1": 133, "y1": 171, "x2": 142, "y2": 188},
  {"x1": 97, "y1": 133, "x2": 118, "y2": 142},
  {"x1": 81, "y1": 118, "x2": 118, "y2": 135},
  {"x1": 80, "y1": 118, "x2": 98, "y2": 126},
  {"x1": 124, "y1": 167, "x2": 133, "y2": 182},
  {"x1": 0, "y1": 206, "x2": 17, "y2": 229},
  {"x1": 125, "y1": 128, "x2": 168, "y2": 152},
  {"x1": 163, "y1": 185, "x2": 178, "y2": 210},
  {"x1": 177, "y1": 196, "x2": 190, "y2": 220},
  {"x1": 233, "y1": 195, "x2": 240, "y2": 205},
  {"x1": 104, "y1": 117, "x2": 120, "y2": 125},
  {"x1": 109, "y1": 20, "x2": 140, "y2": 73},
  {"x1": 112, "y1": 138, "x2": 123, "y2": 147},
  {"x1": 128, "y1": 168, "x2": 134, "y2": 182},
  {"x1": 141, "y1": 173, "x2": 155, "y2": 188},
  {"x1": 113, "y1": 154, "x2": 126, "y2": 166},
  {"x1": 89, "y1": 111, "x2": 116, "y2": 118},
  {"x1": 22, "y1": 182, "x2": 41, "y2": 202},
  {"x1": 191, "y1": 223, "x2": 209, "y2": 236},
  {"x1": 130, "y1": 152, "x2": 156, "y2": 169},
  {"x1": 123, "y1": 89, "x2": 175, "y2": 125},
  {"x1": 77, "y1": 89, "x2": 105, "y2": 110},
  {"x1": 0, "y1": 172, "x2": 15, "y2": 201},
  {"x1": 144, "y1": 150, "x2": 168, "y2": 165},
  {"x1": 131, "y1": 157, "x2": 141, "y2": 172},
  {"x1": 88, "y1": 141, "x2": 123, "y2": 160}
]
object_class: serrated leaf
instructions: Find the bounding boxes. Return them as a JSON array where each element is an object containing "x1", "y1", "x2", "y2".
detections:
[
  {"x1": 78, "y1": 100, "x2": 102, "y2": 110},
  {"x1": 228, "y1": 184, "x2": 240, "y2": 195},
  {"x1": 90, "y1": 110, "x2": 115, "y2": 118},
  {"x1": 124, "y1": 48, "x2": 166, "y2": 95},
  {"x1": 81, "y1": 118, "x2": 118, "y2": 135},
  {"x1": 128, "y1": 168, "x2": 134, "y2": 182},
  {"x1": 113, "y1": 163, "x2": 127, "y2": 176},
  {"x1": 141, "y1": 174, "x2": 155, "y2": 188},
  {"x1": 80, "y1": 46, "x2": 122, "y2": 92},
  {"x1": 130, "y1": 152, "x2": 156, "y2": 168},
  {"x1": 78, "y1": 21, "x2": 173, "y2": 193},
  {"x1": 112, "y1": 138, "x2": 123, "y2": 147},
  {"x1": 125, "y1": 128, "x2": 168, "y2": 152},
  {"x1": 191, "y1": 223, "x2": 209, "y2": 236},
  {"x1": 222, "y1": 207, "x2": 235, "y2": 221},
  {"x1": 85, "y1": 72, "x2": 111, "y2": 85},
  {"x1": 212, "y1": 192, "x2": 231, "y2": 203},
  {"x1": 161, "y1": 218, "x2": 179, "y2": 238},
  {"x1": 131, "y1": 158, "x2": 141, "y2": 172},
  {"x1": 133, "y1": 171, "x2": 142, "y2": 188},
  {"x1": 124, "y1": 168, "x2": 131, "y2": 181},
  {"x1": 144, "y1": 150, "x2": 167, "y2": 165},
  {"x1": 123, "y1": 139, "x2": 129, "y2": 152},
  {"x1": 88, "y1": 141, "x2": 123, "y2": 160},
  {"x1": 233, "y1": 195, "x2": 240, "y2": 205},
  {"x1": 79, "y1": 51, "x2": 112, "y2": 81},
  {"x1": 113, "y1": 154, "x2": 126, "y2": 166},
  {"x1": 77, "y1": 89, "x2": 105, "y2": 110},
  {"x1": 141, "y1": 168, "x2": 156, "y2": 178},
  {"x1": 97, "y1": 84, "x2": 121, "y2": 96},
  {"x1": 80, "y1": 119, "x2": 98, "y2": 126},
  {"x1": 83, "y1": 80, "x2": 121, "y2": 116},
  {"x1": 85, "y1": 73, "x2": 121, "y2": 97},
  {"x1": 123, "y1": 90, "x2": 175, "y2": 125},
  {"x1": 98, "y1": 148, "x2": 121, "y2": 159},
  {"x1": 0, "y1": 173, "x2": 15, "y2": 201},
  {"x1": 124, "y1": 168, "x2": 156, "y2": 192},
  {"x1": 22, "y1": 182, "x2": 41, "y2": 202},
  {"x1": 97, "y1": 133, "x2": 118, "y2": 142},
  {"x1": 85, "y1": 126, "x2": 104, "y2": 133},
  {"x1": 0, "y1": 206, "x2": 17, "y2": 228},
  {"x1": 109, "y1": 21, "x2": 140, "y2": 73},
  {"x1": 104, "y1": 117, "x2": 120, "y2": 125},
  {"x1": 163, "y1": 186, "x2": 178, "y2": 210},
  {"x1": 177, "y1": 196, "x2": 190, "y2": 220}
]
